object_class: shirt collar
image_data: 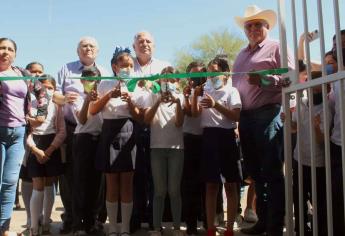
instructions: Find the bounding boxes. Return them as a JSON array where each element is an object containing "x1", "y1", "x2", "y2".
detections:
[
  {"x1": 244, "y1": 36, "x2": 270, "y2": 52},
  {"x1": 77, "y1": 61, "x2": 96, "y2": 71}
]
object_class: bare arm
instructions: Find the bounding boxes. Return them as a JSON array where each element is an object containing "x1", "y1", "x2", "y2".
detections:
[
  {"x1": 191, "y1": 86, "x2": 203, "y2": 117},
  {"x1": 173, "y1": 98, "x2": 184, "y2": 127},
  {"x1": 143, "y1": 98, "x2": 161, "y2": 125},
  {"x1": 89, "y1": 87, "x2": 121, "y2": 115}
]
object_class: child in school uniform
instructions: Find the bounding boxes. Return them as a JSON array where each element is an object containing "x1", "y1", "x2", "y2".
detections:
[
  {"x1": 191, "y1": 58, "x2": 242, "y2": 236},
  {"x1": 89, "y1": 47, "x2": 140, "y2": 236},
  {"x1": 143, "y1": 66, "x2": 185, "y2": 236},
  {"x1": 71, "y1": 66, "x2": 103, "y2": 234},
  {"x1": 26, "y1": 75, "x2": 66, "y2": 236}
]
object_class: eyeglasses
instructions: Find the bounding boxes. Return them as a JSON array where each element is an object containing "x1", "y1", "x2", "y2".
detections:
[{"x1": 244, "y1": 21, "x2": 266, "y2": 31}]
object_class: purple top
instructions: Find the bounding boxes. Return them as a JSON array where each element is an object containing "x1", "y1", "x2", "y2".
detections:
[
  {"x1": 232, "y1": 37, "x2": 294, "y2": 111},
  {"x1": 0, "y1": 70, "x2": 27, "y2": 127}
]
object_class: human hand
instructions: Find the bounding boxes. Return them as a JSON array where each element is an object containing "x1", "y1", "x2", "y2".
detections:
[
  {"x1": 86, "y1": 89, "x2": 98, "y2": 102},
  {"x1": 168, "y1": 94, "x2": 180, "y2": 107},
  {"x1": 247, "y1": 73, "x2": 261, "y2": 86},
  {"x1": 314, "y1": 114, "x2": 321, "y2": 128},
  {"x1": 33, "y1": 147, "x2": 49, "y2": 164},
  {"x1": 193, "y1": 85, "x2": 204, "y2": 97},
  {"x1": 183, "y1": 85, "x2": 192, "y2": 98},
  {"x1": 160, "y1": 92, "x2": 172, "y2": 103},
  {"x1": 109, "y1": 84, "x2": 121, "y2": 98},
  {"x1": 65, "y1": 91, "x2": 79, "y2": 104},
  {"x1": 200, "y1": 93, "x2": 216, "y2": 108},
  {"x1": 44, "y1": 145, "x2": 55, "y2": 158},
  {"x1": 121, "y1": 92, "x2": 131, "y2": 103}
]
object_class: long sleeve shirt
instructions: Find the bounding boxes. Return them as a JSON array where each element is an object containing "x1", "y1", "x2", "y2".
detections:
[
  {"x1": 56, "y1": 60, "x2": 110, "y2": 124},
  {"x1": 232, "y1": 37, "x2": 295, "y2": 111}
]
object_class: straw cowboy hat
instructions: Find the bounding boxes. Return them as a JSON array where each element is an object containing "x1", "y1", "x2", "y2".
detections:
[{"x1": 235, "y1": 5, "x2": 277, "y2": 29}]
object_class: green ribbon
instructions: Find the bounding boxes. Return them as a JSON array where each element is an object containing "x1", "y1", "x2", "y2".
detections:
[{"x1": 0, "y1": 68, "x2": 288, "y2": 93}]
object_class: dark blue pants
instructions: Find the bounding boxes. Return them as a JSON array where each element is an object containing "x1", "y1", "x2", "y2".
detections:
[
  {"x1": 330, "y1": 141, "x2": 344, "y2": 235},
  {"x1": 239, "y1": 104, "x2": 285, "y2": 236}
]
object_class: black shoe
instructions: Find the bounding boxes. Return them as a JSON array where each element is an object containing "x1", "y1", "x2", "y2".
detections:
[
  {"x1": 130, "y1": 220, "x2": 141, "y2": 233},
  {"x1": 60, "y1": 222, "x2": 73, "y2": 234},
  {"x1": 240, "y1": 223, "x2": 266, "y2": 235},
  {"x1": 186, "y1": 227, "x2": 198, "y2": 236}
]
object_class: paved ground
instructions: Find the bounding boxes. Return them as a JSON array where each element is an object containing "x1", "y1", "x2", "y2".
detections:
[{"x1": 9, "y1": 184, "x2": 283, "y2": 235}]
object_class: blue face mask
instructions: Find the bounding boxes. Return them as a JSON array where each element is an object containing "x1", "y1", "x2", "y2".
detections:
[
  {"x1": 207, "y1": 76, "x2": 223, "y2": 90},
  {"x1": 326, "y1": 64, "x2": 334, "y2": 75},
  {"x1": 118, "y1": 69, "x2": 131, "y2": 78},
  {"x1": 160, "y1": 82, "x2": 176, "y2": 93},
  {"x1": 46, "y1": 89, "x2": 54, "y2": 99},
  {"x1": 167, "y1": 82, "x2": 176, "y2": 92}
]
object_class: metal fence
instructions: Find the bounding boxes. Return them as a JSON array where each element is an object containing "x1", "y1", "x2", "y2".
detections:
[{"x1": 278, "y1": 0, "x2": 344, "y2": 235}]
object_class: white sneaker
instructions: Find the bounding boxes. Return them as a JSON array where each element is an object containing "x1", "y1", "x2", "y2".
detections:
[
  {"x1": 149, "y1": 230, "x2": 162, "y2": 236},
  {"x1": 235, "y1": 213, "x2": 244, "y2": 227},
  {"x1": 244, "y1": 208, "x2": 258, "y2": 223}
]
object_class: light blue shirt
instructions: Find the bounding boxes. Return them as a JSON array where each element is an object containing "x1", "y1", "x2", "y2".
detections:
[{"x1": 57, "y1": 60, "x2": 110, "y2": 123}]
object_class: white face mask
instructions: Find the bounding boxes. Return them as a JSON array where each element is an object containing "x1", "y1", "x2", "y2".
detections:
[
  {"x1": 205, "y1": 76, "x2": 223, "y2": 90},
  {"x1": 160, "y1": 81, "x2": 176, "y2": 93},
  {"x1": 118, "y1": 68, "x2": 131, "y2": 78},
  {"x1": 46, "y1": 89, "x2": 54, "y2": 99}
]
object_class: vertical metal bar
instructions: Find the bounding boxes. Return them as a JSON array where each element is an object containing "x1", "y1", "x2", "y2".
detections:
[
  {"x1": 317, "y1": 0, "x2": 333, "y2": 235},
  {"x1": 278, "y1": 0, "x2": 293, "y2": 234},
  {"x1": 302, "y1": 0, "x2": 318, "y2": 235},
  {"x1": 296, "y1": 90, "x2": 304, "y2": 236},
  {"x1": 290, "y1": 0, "x2": 303, "y2": 234},
  {"x1": 333, "y1": 0, "x2": 344, "y2": 71},
  {"x1": 333, "y1": 1, "x2": 345, "y2": 231},
  {"x1": 283, "y1": 91, "x2": 293, "y2": 235},
  {"x1": 278, "y1": 0, "x2": 288, "y2": 68},
  {"x1": 290, "y1": 0, "x2": 299, "y2": 84}
]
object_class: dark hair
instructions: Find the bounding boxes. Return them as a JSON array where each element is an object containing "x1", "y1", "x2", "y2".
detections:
[
  {"x1": 186, "y1": 61, "x2": 207, "y2": 86},
  {"x1": 298, "y1": 60, "x2": 306, "y2": 72},
  {"x1": 186, "y1": 61, "x2": 206, "y2": 73},
  {"x1": 311, "y1": 71, "x2": 322, "y2": 80},
  {"x1": 207, "y1": 58, "x2": 230, "y2": 72},
  {"x1": 38, "y1": 74, "x2": 56, "y2": 89},
  {"x1": 81, "y1": 66, "x2": 101, "y2": 77},
  {"x1": 0, "y1": 38, "x2": 17, "y2": 52},
  {"x1": 111, "y1": 46, "x2": 131, "y2": 65},
  {"x1": 161, "y1": 66, "x2": 178, "y2": 75},
  {"x1": 26, "y1": 62, "x2": 44, "y2": 71}
]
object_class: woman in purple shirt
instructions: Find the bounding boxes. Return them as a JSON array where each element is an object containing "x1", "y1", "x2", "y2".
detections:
[{"x1": 0, "y1": 38, "x2": 28, "y2": 236}]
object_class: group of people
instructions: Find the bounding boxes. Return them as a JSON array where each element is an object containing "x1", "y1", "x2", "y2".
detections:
[{"x1": 0, "y1": 4, "x2": 345, "y2": 236}]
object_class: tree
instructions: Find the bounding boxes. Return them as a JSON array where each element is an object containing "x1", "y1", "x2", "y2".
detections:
[{"x1": 174, "y1": 29, "x2": 246, "y2": 72}]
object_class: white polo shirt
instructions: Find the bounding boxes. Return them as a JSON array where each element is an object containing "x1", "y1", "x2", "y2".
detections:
[
  {"x1": 292, "y1": 98, "x2": 330, "y2": 167},
  {"x1": 200, "y1": 86, "x2": 242, "y2": 129},
  {"x1": 97, "y1": 80, "x2": 137, "y2": 119},
  {"x1": 143, "y1": 92, "x2": 185, "y2": 149},
  {"x1": 72, "y1": 95, "x2": 103, "y2": 136}
]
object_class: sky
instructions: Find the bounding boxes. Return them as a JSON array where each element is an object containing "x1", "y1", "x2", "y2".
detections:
[{"x1": 2, "y1": 0, "x2": 344, "y2": 76}]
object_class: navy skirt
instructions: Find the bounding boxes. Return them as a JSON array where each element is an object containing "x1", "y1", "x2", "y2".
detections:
[
  {"x1": 27, "y1": 133, "x2": 64, "y2": 178},
  {"x1": 96, "y1": 118, "x2": 137, "y2": 173}
]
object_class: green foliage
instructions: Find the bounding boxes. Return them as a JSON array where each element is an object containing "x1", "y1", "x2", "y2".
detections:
[{"x1": 174, "y1": 29, "x2": 246, "y2": 72}]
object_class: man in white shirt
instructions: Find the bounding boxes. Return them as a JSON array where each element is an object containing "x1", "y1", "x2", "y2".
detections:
[{"x1": 130, "y1": 31, "x2": 171, "y2": 232}]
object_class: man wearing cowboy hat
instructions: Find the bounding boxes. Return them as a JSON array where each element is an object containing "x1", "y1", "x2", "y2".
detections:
[{"x1": 232, "y1": 5, "x2": 294, "y2": 236}]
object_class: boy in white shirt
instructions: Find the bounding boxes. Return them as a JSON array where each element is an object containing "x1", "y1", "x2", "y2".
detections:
[{"x1": 191, "y1": 58, "x2": 242, "y2": 236}]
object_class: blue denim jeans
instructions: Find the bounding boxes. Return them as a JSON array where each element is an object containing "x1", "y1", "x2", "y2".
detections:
[
  {"x1": 151, "y1": 148, "x2": 184, "y2": 230},
  {"x1": 0, "y1": 126, "x2": 25, "y2": 232},
  {"x1": 239, "y1": 104, "x2": 285, "y2": 235}
]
